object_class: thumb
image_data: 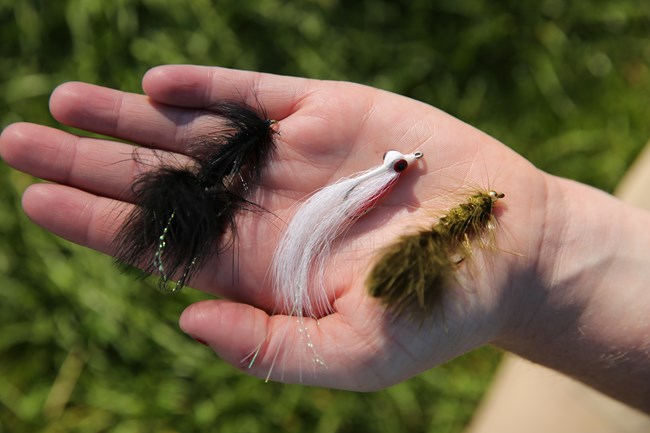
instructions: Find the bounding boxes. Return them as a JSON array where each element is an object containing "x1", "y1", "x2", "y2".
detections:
[
  {"x1": 179, "y1": 300, "x2": 334, "y2": 385},
  {"x1": 179, "y1": 299, "x2": 266, "y2": 358}
]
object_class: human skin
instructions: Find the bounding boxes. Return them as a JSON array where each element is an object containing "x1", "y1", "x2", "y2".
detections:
[{"x1": 1, "y1": 65, "x2": 648, "y2": 411}]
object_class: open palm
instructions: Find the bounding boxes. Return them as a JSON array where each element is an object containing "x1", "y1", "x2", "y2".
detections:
[{"x1": 1, "y1": 66, "x2": 548, "y2": 390}]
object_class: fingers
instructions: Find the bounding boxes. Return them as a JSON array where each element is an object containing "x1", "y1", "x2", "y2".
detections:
[
  {"x1": 141, "y1": 65, "x2": 384, "y2": 157},
  {"x1": 0, "y1": 122, "x2": 188, "y2": 202},
  {"x1": 44, "y1": 79, "x2": 318, "y2": 191},
  {"x1": 179, "y1": 299, "x2": 380, "y2": 389},
  {"x1": 22, "y1": 183, "x2": 127, "y2": 255},
  {"x1": 142, "y1": 65, "x2": 312, "y2": 120},
  {"x1": 19, "y1": 182, "x2": 279, "y2": 307},
  {"x1": 20, "y1": 182, "x2": 246, "y2": 295},
  {"x1": 49, "y1": 81, "x2": 238, "y2": 153}
]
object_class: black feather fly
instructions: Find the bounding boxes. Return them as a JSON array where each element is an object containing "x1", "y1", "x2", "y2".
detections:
[{"x1": 113, "y1": 101, "x2": 277, "y2": 292}]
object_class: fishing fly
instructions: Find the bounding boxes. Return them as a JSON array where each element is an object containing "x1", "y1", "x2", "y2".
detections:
[
  {"x1": 272, "y1": 150, "x2": 424, "y2": 319},
  {"x1": 366, "y1": 189, "x2": 504, "y2": 320},
  {"x1": 113, "y1": 101, "x2": 277, "y2": 292},
  {"x1": 253, "y1": 150, "x2": 423, "y2": 380}
]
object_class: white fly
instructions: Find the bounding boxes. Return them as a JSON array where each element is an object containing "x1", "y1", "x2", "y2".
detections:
[{"x1": 252, "y1": 150, "x2": 423, "y2": 381}]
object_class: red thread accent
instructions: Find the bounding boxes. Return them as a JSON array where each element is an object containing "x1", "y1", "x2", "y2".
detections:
[{"x1": 350, "y1": 176, "x2": 399, "y2": 218}]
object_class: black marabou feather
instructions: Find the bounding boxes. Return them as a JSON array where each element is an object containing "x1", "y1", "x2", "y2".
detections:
[{"x1": 113, "y1": 101, "x2": 277, "y2": 292}]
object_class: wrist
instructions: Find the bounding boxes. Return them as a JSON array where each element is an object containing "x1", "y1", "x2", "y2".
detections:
[{"x1": 494, "y1": 174, "x2": 650, "y2": 410}]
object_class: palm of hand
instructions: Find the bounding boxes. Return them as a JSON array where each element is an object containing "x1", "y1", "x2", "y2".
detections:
[{"x1": 0, "y1": 66, "x2": 547, "y2": 389}]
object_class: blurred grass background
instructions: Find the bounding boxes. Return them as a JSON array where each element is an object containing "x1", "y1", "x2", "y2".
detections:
[{"x1": 1, "y1": 0, "x2": 649, "y2": 432}]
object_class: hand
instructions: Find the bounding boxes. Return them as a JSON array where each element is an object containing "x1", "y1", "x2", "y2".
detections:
[{"x1": 0, "y1": 66, "x2": 594, "y2": 391}]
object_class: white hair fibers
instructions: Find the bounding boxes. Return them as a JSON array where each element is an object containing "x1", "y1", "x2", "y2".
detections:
[{"x1": 254, "y1": 150, "x2": 423, "y2": 380}]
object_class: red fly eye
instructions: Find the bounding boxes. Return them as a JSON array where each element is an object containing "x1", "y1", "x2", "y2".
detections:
[{"x1": 393, "y1": 159, "x2": 408, "y2": 172}]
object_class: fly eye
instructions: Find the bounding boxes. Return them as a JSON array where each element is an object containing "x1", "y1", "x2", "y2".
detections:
[{"x1": 393, "y1": 159, "x2": 408, "y2": 172}]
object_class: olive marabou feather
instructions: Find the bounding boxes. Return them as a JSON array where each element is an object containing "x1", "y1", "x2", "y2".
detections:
[{"x1": 367, "y1": 190, "x2": 503, "y2": 318}]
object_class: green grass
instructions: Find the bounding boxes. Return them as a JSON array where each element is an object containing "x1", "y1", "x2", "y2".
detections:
[{"x1": 1, "y1": 1, "x2": 649, "y2": 432}]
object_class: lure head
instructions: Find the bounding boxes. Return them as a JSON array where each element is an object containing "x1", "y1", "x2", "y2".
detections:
[
  {"x1": 486, "y1": 191, "x2": 504, "y2": 218},
  {"x1": 265, "y1": 119, "x2": 280, "y2": 132},
  {"x1": 383, "y1": 150, "x2": 424, "y2": 173},
  {"x1": 488, "y1": 190, "x2": 505, "y2": 201},
  {"x1": 473, "y1": 190, "x2": 504, "y2": 215}
]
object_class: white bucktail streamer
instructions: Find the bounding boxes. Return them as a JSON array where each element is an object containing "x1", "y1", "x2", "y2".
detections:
[{"x1": 254, "y1": 150, "x2": 423, "y2": 381}]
